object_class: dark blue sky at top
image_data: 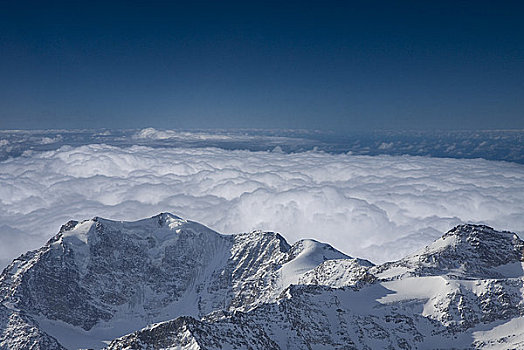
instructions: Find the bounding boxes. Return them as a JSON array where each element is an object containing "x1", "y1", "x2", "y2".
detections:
[{"x1": 0, "y1": 1, "x2": 523, "y2": 131}]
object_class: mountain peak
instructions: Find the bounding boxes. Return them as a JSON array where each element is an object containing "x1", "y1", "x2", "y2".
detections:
[
  {"x1": 375, "y1": 224, "x2": 524, "y2": 280},
  {"x1": 55, "y1": 213, "x2": 221, "y2": 249},
  {"x1": 442, "y1": 224, "x2": 511, "y2": 239},
  {"x1": 429, "y1": 224, "x2": 523, "y2": 265},
  {"x1": 151, "y1": 212, "x2": 186, "y2": 227},
  {"x1": 91, "y1": 212, "x2": 187, "y2": 229}
]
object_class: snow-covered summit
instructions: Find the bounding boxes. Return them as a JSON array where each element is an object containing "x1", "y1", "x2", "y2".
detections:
[
  {"x1": 58, "y1": 212, "x2": 215, "y2": 243},
  {"x1": 374, "y1": 224, "x2": 524, "y2": 280},
  {"x1": 430, "y1": 224, "x2": 523, "y2": 264}
]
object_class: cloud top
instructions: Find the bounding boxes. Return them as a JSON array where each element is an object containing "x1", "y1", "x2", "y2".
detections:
[{"x1": 0, "y1": 144, "x2": 523, "y2": 267}]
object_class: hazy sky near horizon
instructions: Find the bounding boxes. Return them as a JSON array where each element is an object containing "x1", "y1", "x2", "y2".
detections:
[{"x1": 1, "y1": 1, "x2": 523, "y2": 131}]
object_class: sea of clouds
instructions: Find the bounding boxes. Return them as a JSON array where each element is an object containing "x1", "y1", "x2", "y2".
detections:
[{"x1": 1, "y1": 142, "x2": 523, "y2": 268}]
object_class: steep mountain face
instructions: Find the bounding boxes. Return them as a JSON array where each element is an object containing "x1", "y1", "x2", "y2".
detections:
[
  {"x1": 373, "y1": 224, "x2": 524, "y2": 280},
  {"x1": 0, "y1": 213, "x2": 350, "y2": 349},
  {"x1": 1, "y1": 215, "x2": 523, "y2": 349},
  {"x1": 366, "y1": 225, "x2": 524, "y2": 337},
  {"x1": 299, "y1": 258, "x2": 375, "y2": 289},
  {"x1": 106, "y1": 314, "x2": 281, "y2": 350}
]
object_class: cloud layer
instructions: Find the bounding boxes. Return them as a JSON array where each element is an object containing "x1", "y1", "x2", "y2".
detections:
[
  {"x1": 1, "y1": 144, "x2": 523, "y2": 267},
  {"x1": 1, "y1": 128, "x2": 523, "y2": 163}
]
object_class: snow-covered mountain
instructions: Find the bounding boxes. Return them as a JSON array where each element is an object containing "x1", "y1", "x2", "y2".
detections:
[
  {"x1": 1, "y1": 214, "x2": 523, "y2": 349},
  {"x1": 0, "y1": 213, "x2": 352, "y2": 349}
]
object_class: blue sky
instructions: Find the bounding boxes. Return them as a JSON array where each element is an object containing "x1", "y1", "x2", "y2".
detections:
[{"x1": 1, "y1": 0, "x2": 523, "y2": 131}]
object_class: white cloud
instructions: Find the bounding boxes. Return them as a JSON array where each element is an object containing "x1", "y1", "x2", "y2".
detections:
[
  {"x1": 39, "y1": 135, "x2": 63, "y2": 145},
  {"x1": 133, "y1": 127, "x2": 233, "y2": 141},
  {"x1": 0, "y1": 224, "x2": 46, "y2": 268},
  {"x1": 0, "y1": 144, "x2": 523, "y2": 267},
  {"x1": 378, "y1": 142, "x2": 394, "y2": 150}
]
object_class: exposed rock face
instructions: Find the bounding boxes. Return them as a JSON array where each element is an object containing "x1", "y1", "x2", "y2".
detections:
[
  {"x1": 373, "y1": 224, "x2": 524, "y2": 280},
  {"x1": 1, "y1": 217, "x2": 523, "y2": 350},
  {"x1": 299, "y1": 258, "x2": 375, "y2": 289},
  {"x1": 106, "y1": 315, "x2": 281, "y2": 350},
  {"x1": 0, "y1": 303, "x2": 65, "y2": 350}
]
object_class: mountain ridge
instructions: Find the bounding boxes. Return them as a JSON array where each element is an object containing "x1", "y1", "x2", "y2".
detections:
[
  {"x1": 1, "y1": 214, "x2": 523, "y2": 349},
  {"x1": 0, "y1": 213, "x2": 352, "y2": 349}
]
